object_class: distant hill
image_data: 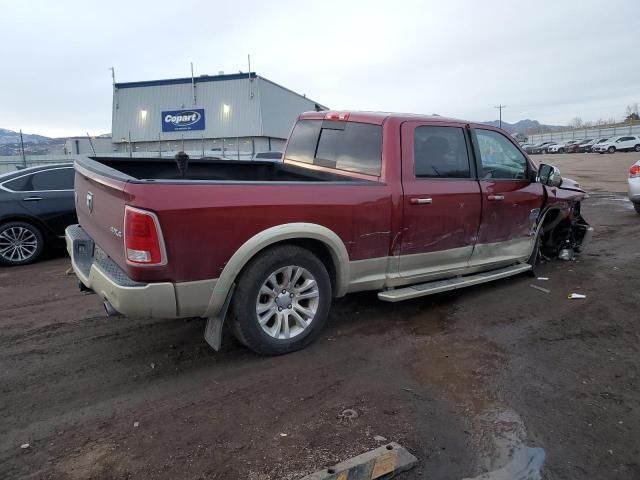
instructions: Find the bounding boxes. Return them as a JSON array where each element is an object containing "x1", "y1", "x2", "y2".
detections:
[
  {"x1": 481, "y1": 119, "x2": 565, "y2": 134},
  {"x1": 0, "y1": 128, "x2": 54, "y2": 145},
  {"x1": 0, "y1": 128, "x2": 111, "y2": 156}
]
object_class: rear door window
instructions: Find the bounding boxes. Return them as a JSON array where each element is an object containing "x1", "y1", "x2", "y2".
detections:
[
  {"x1": 285, "y1": 119, "x2": 382, "y2": 176},
  {"x1": 413, "y1": 126, "x2": 471, "y2": 178},
  {"x1": 2, "y1": 167, "x2": 74, "y2": 191}
]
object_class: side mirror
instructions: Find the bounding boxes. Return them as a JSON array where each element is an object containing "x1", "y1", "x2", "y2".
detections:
[{"x1": 538, "y1": 163, "x2": 563, "y2": 187}]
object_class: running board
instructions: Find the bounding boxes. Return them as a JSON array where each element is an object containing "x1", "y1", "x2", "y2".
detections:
[{"x1": 378, "y1": 263, "x2": 532, "y2": 302}]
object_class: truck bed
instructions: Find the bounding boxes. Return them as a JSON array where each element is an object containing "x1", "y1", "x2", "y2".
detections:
[{"x1": 84, "y1": 157, "x2": 365, "y2": 183}]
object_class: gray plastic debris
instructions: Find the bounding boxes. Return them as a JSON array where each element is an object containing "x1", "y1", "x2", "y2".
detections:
[
  {"x1": 568, "y1": 293, "x2": 586, "y2": 299},
  {"x1": 20, "y1": 443, "x2": 30, "y2": 449}
]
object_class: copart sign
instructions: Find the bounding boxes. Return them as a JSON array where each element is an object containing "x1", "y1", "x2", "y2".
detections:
[{"x1": 162, "y1": 109, "x2": 205, "y2": 132}]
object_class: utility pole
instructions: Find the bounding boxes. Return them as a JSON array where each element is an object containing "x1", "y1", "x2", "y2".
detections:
[
  {"x1": 19, "y1": 129, "x2": 26, "y2": 167},
  {"x1": 494, "y1": 104, "x2": 506, "y2": 129}
]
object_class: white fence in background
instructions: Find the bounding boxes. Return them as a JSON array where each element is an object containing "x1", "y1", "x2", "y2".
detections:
[
  {"x1": 0, "y1": 150, "x2": 256, "y2": 175},
  {"x1": 528, "y1": 123, "x2": 640, "y2": 143}
]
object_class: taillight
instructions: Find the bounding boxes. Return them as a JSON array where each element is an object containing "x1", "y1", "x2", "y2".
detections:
[
  {"x1": 325, "y1": 112, "x2": 350, "y2": 121},
  {"x1": 124, "y1": 206, "x2": 166, "y2": 265},
  {"x1": 630, "y1": 165, "x2": 640, "y2": 178}
]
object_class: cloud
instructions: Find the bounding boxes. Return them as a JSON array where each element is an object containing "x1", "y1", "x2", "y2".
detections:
[{"x1": 0, "y1": 0, "x2": 638, "y2": 137}]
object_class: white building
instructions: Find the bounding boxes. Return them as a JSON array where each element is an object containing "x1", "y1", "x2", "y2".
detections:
[
  {"x1": 112, "y1": 72, "x2": 327, "y2": 158},
  {"x1": 64, "y1": 137, "x2": 115, "y2": 155}
]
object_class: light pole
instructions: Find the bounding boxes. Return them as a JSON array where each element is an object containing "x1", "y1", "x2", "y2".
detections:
[{"x1": 495, "y1": 104, "x2": 506, "y2": 129}]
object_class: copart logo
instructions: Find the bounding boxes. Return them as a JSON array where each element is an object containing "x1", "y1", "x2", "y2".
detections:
[{"x1": 164, "y1": 111, "x2": 201, "y2": 127}]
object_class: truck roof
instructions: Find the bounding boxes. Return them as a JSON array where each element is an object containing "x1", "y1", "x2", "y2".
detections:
[{"x1": 299, "y1": 110, "x2": 474, "y2": 126}]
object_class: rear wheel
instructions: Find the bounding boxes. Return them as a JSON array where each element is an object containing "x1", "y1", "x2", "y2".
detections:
[
  {"x1": 231, "y1": 245, "x2": 332, "y2": 355},
  {"x1": 0, "y1": 221, "x2": 44, "y2": 266},
  {"x1": 634, "y1": 144, "x2": 640, "y2": 152},
  {"x1": 608, "y1": 146, "x2": 616, "y2": 154},
  {"x1": 559, "y1": 148, "x2": 565, "y2": 153},
  {"x1": 634, "y1": 203, "x2": 640, "y2": 215}
]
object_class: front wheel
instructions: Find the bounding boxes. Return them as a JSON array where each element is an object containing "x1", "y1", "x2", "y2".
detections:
[
  {"x1": 559, "y1": 148, "x2": 565, "y2": 153},
  {"x1": 608, "y1": 146, "x2": 616, "y2": 154},
  {"x1": 0, "y1": 221, "x2": 44, "y2": 266},
  {"x1": 634, "y1": 144, "x2": 640, "y2": 152},
  {"x1": 634, "y1": 203, "x2": 640, "y2": 215},
  {"x1": 231, "y1": 245, "x2": 332, "y2": 355}
]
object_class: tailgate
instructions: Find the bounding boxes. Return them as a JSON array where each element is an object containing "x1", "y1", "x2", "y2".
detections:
[{"x1": 74, "y1": 161, "x2": 130, "y2": 270}]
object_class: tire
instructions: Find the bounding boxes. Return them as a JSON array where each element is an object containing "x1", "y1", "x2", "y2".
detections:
[
  {"x1": 231, "y1": 245, "x2": 332, "y2": 355},
  {"x1": 0, "y1": 221, "x2": 44, "y2": 266},
  {"x1": 608, "y1": 146, "x2": 616, "y2": 154},
  {"x1": 634, "y1": 144, "x2": 640, "y2": 152},
  {"x1": 634, "y1": 203, "x2": 640, "y2": 215},
  {"x1": 559, "y1": 148, "x2": 565, "y2": 153}
]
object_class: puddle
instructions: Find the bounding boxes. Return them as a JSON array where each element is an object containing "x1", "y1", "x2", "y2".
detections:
[
  {"x1": 463, "y1": 446, "x2": 545, "y2": 480},
  {"x1": 410, "y1": 338, "x2": 546, "y2": 479}
]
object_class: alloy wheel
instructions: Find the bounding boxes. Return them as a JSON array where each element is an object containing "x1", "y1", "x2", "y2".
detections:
[
  {"x1": 0, "y1": 226, "x2": 39, "y2": 263},
  {"x1": 255, "y1": 265, "x2": 320, "y2": 340}
]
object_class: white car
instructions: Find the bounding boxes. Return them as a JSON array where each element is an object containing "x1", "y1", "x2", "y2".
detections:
[
  {"x1": 629, "y1": 160, "x2": 640, "y2": 215},
  {"x1": 593, "y1": 135, "x2": 640, "y2": 154},
  {"x1": 548, "y1": 140, "x2": 581, "y2": 153}
]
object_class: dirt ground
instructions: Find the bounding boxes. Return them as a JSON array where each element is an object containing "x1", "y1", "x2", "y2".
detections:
[{"x1": 1, "y1": 152, "x2": 639, "y2": 479}]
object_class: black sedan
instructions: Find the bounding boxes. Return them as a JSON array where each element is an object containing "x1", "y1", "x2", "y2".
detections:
[{"x1": 0, "y1": 164, "x2": 76, "y2": 266}]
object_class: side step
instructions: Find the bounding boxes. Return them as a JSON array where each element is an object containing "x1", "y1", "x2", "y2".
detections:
[{"x1": 378, "y1": 263, "x2": 532, "y2": 302}]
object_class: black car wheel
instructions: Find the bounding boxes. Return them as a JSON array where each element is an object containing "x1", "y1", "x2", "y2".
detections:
[
  {"x1": 608, "y1": 146, "x2": 616, "y2": 154},
  {"x1": 0, "y1": 221, "x2": 44, "y2": 266},
  {"x1": 559, "y1": 148, "x2": 565, "y2": 153},
  {"x1": 634, "y1": 144, "x2": 640, "y2": 152},
  {"x1": 634, "y1": 204, "x2": 640, "y2": 215}
]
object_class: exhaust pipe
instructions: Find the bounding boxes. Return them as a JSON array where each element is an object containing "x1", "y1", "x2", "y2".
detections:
[{"x1": 104, "y1": 301, "x2": 120, "y2": 317}]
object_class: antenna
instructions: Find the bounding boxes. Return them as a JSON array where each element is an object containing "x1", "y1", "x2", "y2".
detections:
[
  {"x1": 109, "y1": 67, "x2": 116, "y2": 86},
  {"x1": 191, "y1": 62, "x2": 197, "y2": 105},
  {"x1": 248, "y1": 54, "x2": 254, "y2": 98},
  {"x1": 86, "y1": 132, "x2": 96, "y2": 155}
]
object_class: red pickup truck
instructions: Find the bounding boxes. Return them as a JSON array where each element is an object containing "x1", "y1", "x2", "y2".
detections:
[{"x1": 66, "y1": 111, "x2": 592, "y2": 354}]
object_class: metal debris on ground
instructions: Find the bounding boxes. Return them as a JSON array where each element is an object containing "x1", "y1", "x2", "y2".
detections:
[
  {"x1": 20, "y1": 443, "x2": 30, "y2": 449},
  {"x1": 568, "y1": 293, "x2": 586, "y2": 299},
  {"x1": 529, "y1": 284, "x2": 550, "y2": 294},
  {"x1": 536, "y1": 277, "x2": 549, "y2": 281},
  {"x1": 299, "y1": 442, "x2": 417, "y2": 480},
  {"x1": 133, "y1": 422, "x2": 139, "y2": 428}
]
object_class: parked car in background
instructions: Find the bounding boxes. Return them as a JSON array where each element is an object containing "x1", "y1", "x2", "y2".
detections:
[
  {"x1": 548, "y1": 140, "x2": 582, "y2": 154},
  {"x1": 629, "y1": 160, "x2": 640, "y2": 215},
  {"x1": 65, "y1": 111, "x2": 592, "y2": 354},
  {"x1": 568, "y1": 139, "x2": 594, "y2": 153},
  {"x1": 584, "y1": 137, "x2": 610, "y2": 153},
  {"x1": 593, "y1": 136, "x2": 640, "y2": 154},
  {"x1": 530, "y1": 141, "x2": 556, "y2": 154},
  {"x1": 0, "y1": 164, "x2": 75, "y2": 266}
]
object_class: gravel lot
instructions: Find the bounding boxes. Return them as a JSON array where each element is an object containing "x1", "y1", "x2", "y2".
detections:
[{"x1": 1, "y1": 152, "x2": 639, "y2": 479}]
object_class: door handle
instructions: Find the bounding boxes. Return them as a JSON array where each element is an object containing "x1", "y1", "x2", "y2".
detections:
[
  {"x1": 410, "y1": 197, "x2": 433, "y2": 205},
  {"x1": 22, "y1": 196, "x2": 43, "y2": 202},
  {"x1": 487, "y1": 195, "x2": 505, "y2": 201}
]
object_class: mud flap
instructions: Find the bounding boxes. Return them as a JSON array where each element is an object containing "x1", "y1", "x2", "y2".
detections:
[{"x1": 203, "y1": 283, "x2": 235, "y2": 351}]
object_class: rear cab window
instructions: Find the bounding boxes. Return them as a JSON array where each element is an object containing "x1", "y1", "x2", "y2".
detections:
[{"x1": 284, "y1": 119, "x2": 382, "y2": 176}]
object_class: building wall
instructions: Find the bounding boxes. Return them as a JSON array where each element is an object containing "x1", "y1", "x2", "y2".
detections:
[
  {"x1": 258, "y1": 78, "x2": 320, "y2": 139},
  {"x1": 112, "y1": 74, "x2": 324, "y2": 146},
  {"x1": 64, "y1": 137, "x2": 114, "y2": 155},
  {"x1": 113, "y1": 76, "x2": 261, "y2": 143}
]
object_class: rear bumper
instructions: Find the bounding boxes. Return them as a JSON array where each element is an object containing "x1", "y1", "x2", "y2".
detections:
[{"x1": 65, "y1": 225, "x2": 215, "y2": 318}]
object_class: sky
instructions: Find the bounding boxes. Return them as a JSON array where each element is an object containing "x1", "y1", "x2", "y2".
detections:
[{"x1": 1, "y1": 0, "x2": 639, "y2": 137}]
